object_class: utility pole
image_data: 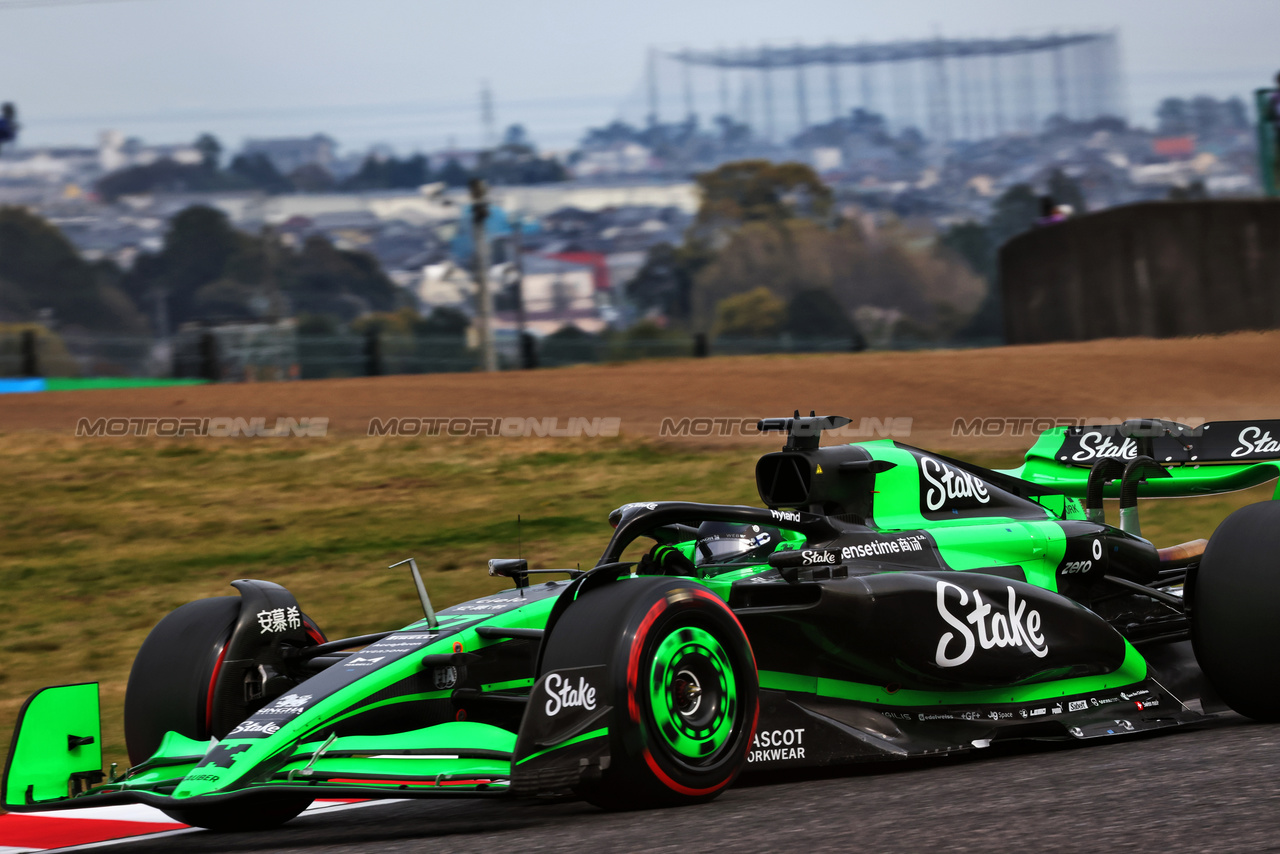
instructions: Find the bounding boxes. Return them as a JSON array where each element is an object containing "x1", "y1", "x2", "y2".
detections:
[
  {"x1": 480, "y1": 81, "x2": 496, "y2": 148},
  {"x1": 509, "y1": 214, "x2": 535, "y2": 369},
  {"x1": 0, "y1": 103, "x2": 18, "y2": 152},
  {"x1": 510, "y1": 215, "x2": 527, "y2": 339},
  {"x1": 469, "y1": 178, "x2": 497, "y2": 371},
  {"x1": 647, "y1": 47, "x2": 660, "y2": 126}
]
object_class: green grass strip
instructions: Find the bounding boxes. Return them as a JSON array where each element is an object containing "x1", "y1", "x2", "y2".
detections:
[{"x1": 44, "y1": 378, "x2": 209, "y2": 391}]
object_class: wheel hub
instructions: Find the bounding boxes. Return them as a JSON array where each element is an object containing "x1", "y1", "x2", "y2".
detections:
[{"x1": 672, "y1": 669, "x2": 703, "y2": 716}]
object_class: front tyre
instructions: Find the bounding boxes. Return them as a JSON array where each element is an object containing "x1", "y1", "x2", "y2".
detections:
[
  {"x1": 124, "y1": 597, "x2": 241, "y2": 766},
  {"x1": 540, "y1": 577, "x2": 758, "y2": 809},
  {"x1": 1191, "y1": 501, "x2": 1280, "y2": 721}
]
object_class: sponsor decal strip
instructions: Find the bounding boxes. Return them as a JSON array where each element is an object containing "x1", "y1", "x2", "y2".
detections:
[
  {"x1": 756, "y1": 641, "x2": 1147, "y2": 706},
  {"x1": 747, "y1": 728, "x2": 806, "y2": 763},
  {"x1": 839, "y1": 536, "x2": 927, "y2": 561}
]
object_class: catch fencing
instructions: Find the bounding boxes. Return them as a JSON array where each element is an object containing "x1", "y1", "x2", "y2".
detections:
[{"x1": 0, "y1": 326, "x2": 994, "y2": 382}]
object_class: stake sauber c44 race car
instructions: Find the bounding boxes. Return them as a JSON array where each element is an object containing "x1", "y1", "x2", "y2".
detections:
[{"x1": 6, "y1": 414, "x2": 1280, "y2": 830}]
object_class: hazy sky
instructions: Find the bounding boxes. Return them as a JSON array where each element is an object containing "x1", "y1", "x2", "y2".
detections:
[{"x1": 2, "y1": 0, "x2": 1276, "y2": 154}]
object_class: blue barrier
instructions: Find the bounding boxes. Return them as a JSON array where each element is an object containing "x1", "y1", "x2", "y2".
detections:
[{"x1": 0, "y1": 378, "x2": 47, "y2": 394}]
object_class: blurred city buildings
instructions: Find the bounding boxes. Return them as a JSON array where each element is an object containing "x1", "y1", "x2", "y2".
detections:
[{"x1": 0, "y1": 28, "x2": 1264, "y2": 352}]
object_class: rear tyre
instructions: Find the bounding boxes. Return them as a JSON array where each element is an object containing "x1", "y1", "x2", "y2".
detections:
[
  {"x1": 1191, "y1": 501, "x2": 1280, "y2": 721},
  {"x1": 540, "y1": 577, "x2": 758, "y2": 809}
]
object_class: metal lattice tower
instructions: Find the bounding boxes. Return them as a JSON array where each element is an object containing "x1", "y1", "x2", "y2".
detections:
[{"x1": 656, "y1": 31, "x2": 1122, "y2": 143}]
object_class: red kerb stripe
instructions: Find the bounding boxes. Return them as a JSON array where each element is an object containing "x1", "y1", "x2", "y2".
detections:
[{"x1": 0, "y1": 814, "x2": 185, "y2": 847}]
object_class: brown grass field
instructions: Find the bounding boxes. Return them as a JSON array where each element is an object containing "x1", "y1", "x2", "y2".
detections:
[
  {"x1": 2, "y1": 330, "x2": 1278, "y2": 448},
  {"x1": 0, "y1": 331, "x2": 1277, "y2": 776}
]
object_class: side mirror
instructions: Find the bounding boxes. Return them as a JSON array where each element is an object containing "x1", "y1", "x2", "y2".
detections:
[{"x1": 488, "y1": 558, "x2": 529, "y2": 589}]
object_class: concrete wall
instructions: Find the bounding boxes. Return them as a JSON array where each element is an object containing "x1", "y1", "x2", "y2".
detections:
[{"x1": 1000, "y1": 200, "x2": 1280, "y2": 343}]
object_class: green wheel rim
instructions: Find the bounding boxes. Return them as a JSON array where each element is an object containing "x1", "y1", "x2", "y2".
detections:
[{"x1": 647, "y1": 625, "x2": 737, "y2": 763}]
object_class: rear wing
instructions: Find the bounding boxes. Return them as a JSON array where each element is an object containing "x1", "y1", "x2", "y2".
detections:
[
  {"x1": 1040, "y1": 419, "x2": 1280, "y2": 466},
  {"x1": 1002, "y1": 420, "x2": 1280, "y2": 499}
]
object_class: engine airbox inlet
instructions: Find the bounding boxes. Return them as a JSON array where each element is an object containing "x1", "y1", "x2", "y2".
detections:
[{"x1": 756, "y1": 445, "x2": 894, "y2": 517}]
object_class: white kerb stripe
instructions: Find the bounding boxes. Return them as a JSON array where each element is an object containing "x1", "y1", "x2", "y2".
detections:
[
  {"x1": 34, "y1": 800, "x2": 408, "y2": 853},
  {"x1": 18, "y1": 805, "x2": 182, "y2": 824}
]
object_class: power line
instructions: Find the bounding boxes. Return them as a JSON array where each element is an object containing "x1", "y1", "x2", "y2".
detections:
[{"x1": 0, "y1": 0, "x2": 168, "y2": 11}]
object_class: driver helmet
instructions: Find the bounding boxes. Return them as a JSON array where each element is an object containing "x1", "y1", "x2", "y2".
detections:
[{"x1": 693, "y1": 521, "x2": 780, "y2": 567}]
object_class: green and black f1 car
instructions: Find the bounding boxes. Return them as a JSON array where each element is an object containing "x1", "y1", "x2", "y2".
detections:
[{"x1": 7, "y1": 414, "x2": 1280, "y2": 829}]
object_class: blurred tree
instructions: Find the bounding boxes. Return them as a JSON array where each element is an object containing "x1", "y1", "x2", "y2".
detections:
[
  {"x1": 350, "y1": 307, "x2": 417, "y2": 336},
  {"x1": 484, "y1": 128, "x2": 568, "y2": 185},
  {"x1": 229, "y1": 153, "x2": 292, "y2": 193},
  {"x1": 987, "y1": 183, "x2": 1042, "y2": 247},
  {"x1": 1047, "y1": 169, "x2": 1088, "y2": 215},
  {"x1": 694, "y1": 160, "x2": 833, "y2": 230},
  {"x1": 1156, "y1": 98, "x2": 1191, "y2": 136},
  {"x1": 122, "y1": 206, "x2": 405, "y2": 327},
  {"x1": 953, "y1": 183, "x2": 1046, "y2": 344},
  {"x1": 713, "y1": 115, "x2": 752, "y2": 148},
  {"x1": 625, "y1": 240, "x2": 714, "y2": 321},
  {"x1": 194, "y1": 133, "x2": 222, "y2": 172},
  {"x1": 0, "y1": 207, "x2": 147, "y2": 333},
  {"x1": 693, "y1": 219, "x2": 982, "y2": 342},
  {"x1": 503, "y1": 124, "x2": 531, "y2": 147},
  {"x1": 784, "y1": 288, "x2": 860, "y2": 343},
  {"x1": 97, "y1": 158, "x2": 235, "y2": 201},
  {"x1": 581, "y1": 120, "x2": 644, "y2": 147},
  {"x1": 1189, "y1": 96, "x2": 1222, "y2": 138},
  {"x1": 295, "y1": 312, "x2": 341, "y2": 336},
  {"x1": 193, "y1": 278, "x2": 261, "y2": 321},
  {"x1": 280, "y1": 235, "x2": 403, "y2": 321},
  {"x1": 939, "y1": 221, "x2": 994, "y2": 281},
  {"x1": 1168, "y1": 180, "x2": 1209, "y2": 201},
  {"x1": 288, "y1": 164, "x2": 336, "y2": 193},
  {"x1": 437, "y1": 158, "x2": 471, "y2": 187},
  {"x1": 124, "y1": 205, "x2": 256, "y2": 326},
  {"x1": 791, "y1": 107, "x2": 898, "y2": 149},
  {"x1": 343, "y1": 154, "x2": 430, "y2": 190},
  {"x1": 546, "y1": 323, "x2": 590, "y2": 340},
  {"x1": 937, "y1": 221, "x2": 1002, "y2": 341},
  {"x1": 713, "y1": 286, "x2": 785, "y2": 338},
  {"x1": 415, "y1": 306, "x2": 471, "y2": 338},
  {"x1": 1222, "y1": 97, "x2": 1249, "y2": 131}
]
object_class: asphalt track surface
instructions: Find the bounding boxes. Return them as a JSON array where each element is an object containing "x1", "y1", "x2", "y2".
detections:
[{"x1": 99, "y1": 713, "x2": 1279, "y2": 854}]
